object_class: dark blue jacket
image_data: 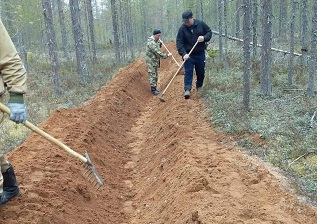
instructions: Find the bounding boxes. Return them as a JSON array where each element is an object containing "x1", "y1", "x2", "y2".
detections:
[{"x1": 176, "y1": 19, "x2": 212, "y2": 56}]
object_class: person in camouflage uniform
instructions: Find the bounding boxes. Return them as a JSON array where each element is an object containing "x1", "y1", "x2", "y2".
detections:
[
  {"x1": 0, "y1": 20, "x2": 28, "y2": 206},
  {"x1": 145, "y1": 29, "x2": 171, "y2": 95}
]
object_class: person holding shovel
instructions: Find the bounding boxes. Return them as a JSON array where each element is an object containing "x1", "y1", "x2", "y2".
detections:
[
  {"x1": 176, "y1": 10, "x2": 212, "y2": 99},
  {"x1": 0, "y1": 20, "x2": 27, "y2": 206},
  {"x1": 145, "y1": 29, "x2": 171, "y2": 95}
]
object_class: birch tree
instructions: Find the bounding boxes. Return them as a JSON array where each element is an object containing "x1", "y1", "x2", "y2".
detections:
[
  {"x1": 41, "y1": 0, "x2": 61, "y2": 95},
  {"x1": 70, "y1": 0, "x2": 88, "y2": 84},
  {"x1": 260, "y1": 0, "x2": 272, "y2": 96},
  {"x1": 307, "y1": 0, "x2": 317, "y2": 98}
]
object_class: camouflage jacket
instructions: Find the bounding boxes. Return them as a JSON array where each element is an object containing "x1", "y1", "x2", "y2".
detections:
[
  {"x1": 0, "y1": 20, "x2": 27, "y2": 97},
  {"x1": 145, "y1": 36, "x2": 168, "y2": 67}
]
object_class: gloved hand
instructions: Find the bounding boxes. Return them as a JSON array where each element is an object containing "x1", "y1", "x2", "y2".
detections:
[
  {"x1": 7, "y1": 103, "x2": 27, "y2": 124},
  {"x1": 198, "y1": 36, "x2": 204, "y2": 42},
  {"x1": 168, "y1": 53, "x2": 172, "y2": 56},
  {"x1": 183, "y1": 54, "x2": 190, "y2": 60},
  {"x1": 7, "y1": 93, "x2": 27, "y2": 124}
]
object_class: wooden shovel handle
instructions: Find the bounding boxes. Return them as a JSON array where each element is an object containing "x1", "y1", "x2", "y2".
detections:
[
  {"x1": 0, "y1": 102, "x2": 88, "y2": 163},
  {"x1": 160, "y1": 40, "x2": 199, "y2": 96},
  {"x1": 159, "y1": 40, "x2": 180, "y2": 67}
]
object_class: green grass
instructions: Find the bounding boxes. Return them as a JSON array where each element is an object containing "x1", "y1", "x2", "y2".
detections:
[{"x1": 203, "y1": 53, "x2": 317, "y2": 204}]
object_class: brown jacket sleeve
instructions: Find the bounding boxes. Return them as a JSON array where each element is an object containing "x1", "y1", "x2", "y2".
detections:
[{"x1": 0, "y1": 20, "x2": 27, "y2": 95}]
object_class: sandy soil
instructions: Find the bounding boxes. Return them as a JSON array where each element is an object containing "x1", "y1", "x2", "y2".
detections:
[{"x1": 1, "y1": 42, "x2": 316, "y2": 223}]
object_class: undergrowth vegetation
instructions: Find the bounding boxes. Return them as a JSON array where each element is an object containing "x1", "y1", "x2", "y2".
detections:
[
  {"x1": 203, "y1": 49, "x2": 317, "y2": 204},
  {"x1": 0, "y1": 55, "x2": 120, "y2": 154}
]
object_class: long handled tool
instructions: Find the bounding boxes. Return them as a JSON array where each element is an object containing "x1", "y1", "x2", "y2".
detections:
[
  {"x1": 159, "y1": 40, "x2": 180, "y2": 67},
  {"x1": 159, "y1": 40, "x2": 199, "y2": 102},
  {"x1": 0, "y1": 102, "x2": 104, "y2": 188}
]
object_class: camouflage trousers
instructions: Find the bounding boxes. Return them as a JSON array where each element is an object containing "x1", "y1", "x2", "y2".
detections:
[
  {"x1": 146, "y1": 63, "x2": 158, "y2": 88},
  {"x1": 0, "y1": 155, "x2": 10, "y2": 194}
]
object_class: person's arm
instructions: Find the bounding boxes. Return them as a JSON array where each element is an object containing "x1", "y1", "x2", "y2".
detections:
[
  {"x1": 0, "y1": 20, "x2": 27, "y2": 123},
  {"x1": 0, "y1": 21, "x2": 27, "y2": 95},
  {"x1": 148, "y1": 39, "x2": 168, "y2": 59}
]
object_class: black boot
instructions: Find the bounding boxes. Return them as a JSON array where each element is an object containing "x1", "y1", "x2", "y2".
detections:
[
  {"x1": 0, "y1": 164, "x2": 19, "y2": 206},
  {"x1": 151, "y1": 87, "x2": 160, "y2": 95}
]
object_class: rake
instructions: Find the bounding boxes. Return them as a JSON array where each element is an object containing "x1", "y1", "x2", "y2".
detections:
[
  {"x1": 0, "y1": 102, "x2": 104, "y2": 188},
  {"x1": 159, "y1": 40, "x2": 199, "y2": 102}
]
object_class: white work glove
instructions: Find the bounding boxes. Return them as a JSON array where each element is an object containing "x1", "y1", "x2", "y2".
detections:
[
  {"x1": 183, "y1": 54, "x2": 190, "y2": 60},
  {"x1": 198, "y1": 36, "x2": 204, "y2": 42},
  {"x1": 168, "y1": 53, "x2": 172, "y2": 56}
]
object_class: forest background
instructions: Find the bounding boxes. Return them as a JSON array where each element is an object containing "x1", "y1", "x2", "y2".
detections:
[{"x1": 1, "y1": 0, "x2": 317, "y2": 205}]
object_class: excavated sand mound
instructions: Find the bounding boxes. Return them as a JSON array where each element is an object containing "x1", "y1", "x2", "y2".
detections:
[{"x1": 1, "y1": 42, "x2": 317, "y2": 223}]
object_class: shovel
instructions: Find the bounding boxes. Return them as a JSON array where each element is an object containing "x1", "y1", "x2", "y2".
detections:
[
  {"x1": 159, "y1": 40, "x2": 199, "y2": 102},
  {"x1": 0, "y1": 102, "x2": 104, "y2": 188}
]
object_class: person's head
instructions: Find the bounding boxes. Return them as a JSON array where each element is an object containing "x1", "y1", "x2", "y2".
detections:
[
  {"x1": 153, "y1": 29, "x2": 161, "y2": 40},
  {"x1": 182, "y1": 10, "x2": 194, "y2": 26}
]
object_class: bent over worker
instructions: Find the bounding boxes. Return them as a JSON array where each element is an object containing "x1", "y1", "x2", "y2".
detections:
[
  {"x1": 0, "y1": 20, "x2": 28, "y2": 206},
  {"x1": 145, "y1": 29, "x2": 171, "y2": 95}
]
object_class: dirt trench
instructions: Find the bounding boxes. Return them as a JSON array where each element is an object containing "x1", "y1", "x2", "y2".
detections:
[{"x1": 1, "y1": 42, "x2": 317, "y2": 223}]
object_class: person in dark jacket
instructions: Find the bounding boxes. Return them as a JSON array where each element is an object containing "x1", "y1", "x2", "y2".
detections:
[{"x1": 176, "y1": 10, "x2": 212, "y2": 99}]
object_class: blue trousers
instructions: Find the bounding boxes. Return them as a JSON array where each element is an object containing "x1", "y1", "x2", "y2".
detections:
[{"x1": 183, "y1": 51, "x2": 206, "y2": 91}]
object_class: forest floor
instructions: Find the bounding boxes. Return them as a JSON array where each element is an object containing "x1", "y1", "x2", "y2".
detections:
[{"x1": 1, "y1": 42, "x2": 317, "y2": 223}]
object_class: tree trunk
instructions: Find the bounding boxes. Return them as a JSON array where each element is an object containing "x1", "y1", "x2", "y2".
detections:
[
  {"x1": 57, "y1": 0, "x2": 69, "y2": 59},
  {"x1": 301, "y1": 0, "x2": 309, "y2": 66},
  {"x1": 223, "y1": 0, "x2": 228, "y2": 67},
  {"x1": 260, "y1": 0, "x2": 272, "y2": 96},
  {"x1": 41, "y1": 0, "x2": 61, "y2": 95},
  {"x1": 110, "y1": 0, "x2": 121, "y2": 64},
  {"x1": 243, "y1": 0, "x2": 251, "y2": 111},
  {"x1": 69, "y1": 0, "x2": 88, "y2": 84},
  {"x1": 307, "y1": 1, "x2": 317, "y2": 98},
  {"x1": 288, "y1": 0, "x2": 296, "y2": 86},
  {"x1": 235, "y1": 0, "x2": 241, "y2": 38},
  {"x1": 218, "y1": 0, "x2": 223, "y2": 64},
  {"x1": 196, "y1": 0, "x2": 203, "y2": 20},
  {"x1": 279, "y1": 0, "x2": 288, "y2": 38},
  {"x1": 252, "y1": 0, "x2": 258, "y2": 59},
  {"x1": 86, "y1": 0, "x2": 97, "y2": 63}
]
